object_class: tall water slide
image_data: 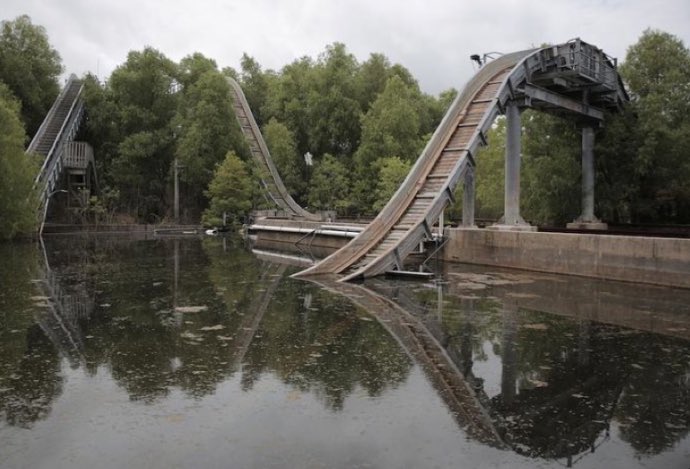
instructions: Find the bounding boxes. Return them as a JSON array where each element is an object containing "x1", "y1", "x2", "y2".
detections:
[
  {"x1": 227, "y1": 77, "x2": 321, "y2": 221},
  {"x1": 296, "y1": 39, "x2": 626, "y2": 281}
]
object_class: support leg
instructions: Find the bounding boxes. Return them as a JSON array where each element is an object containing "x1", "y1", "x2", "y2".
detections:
[
  {"x1": 490, "y1": 100, "x2": 535, "y2": 231},
  {"x1": 568, "y1": 126, "x2": 607, "y2": 230},
  {"x1": 462, "y1": 166, "x2": 476, "y2": 228}
]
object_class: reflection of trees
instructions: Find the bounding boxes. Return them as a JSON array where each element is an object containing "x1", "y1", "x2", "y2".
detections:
[
  {"x1": 239, "y1": 280, "x2": 412, "y2": 411},
  {"x1": 0, "y1": 243, "x2": 63, "y2": 428},
  {"x1": 493, "y1": 319, "x2": 625, "y2": 461},
  {"x1": 0, "y1": 236, "x2": 413, "y2": 430},
  {"x1": 0, "y1": 325, "x2": 63, "y2": 428},
  {"x1": 370, "y1": 274, "x2": 690, "y2": 463},
  {"x1": 76, "y1": 237, "x2": 263, "y2": 402},
  {"x1": 615, "y1": 334, "x2": 690, "y2": 455}
]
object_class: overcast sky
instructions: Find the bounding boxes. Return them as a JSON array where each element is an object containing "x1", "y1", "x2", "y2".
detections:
[{"x1": 3, "y1": 0, "x2": 689, "y2": 94}]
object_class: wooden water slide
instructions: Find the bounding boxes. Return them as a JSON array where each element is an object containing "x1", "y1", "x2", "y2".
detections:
[
  {"x1": 294, "y1": 49, "x2": 537, "y2": 280},
  {"x1": 248, "y1": 40, "x2": 626, "y2": 282},
  {"x1": 227, "y1": 77, "x2": 321, "y2": 221}
]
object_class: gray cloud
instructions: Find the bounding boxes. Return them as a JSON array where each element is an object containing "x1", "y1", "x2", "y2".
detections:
[{"x1": 4, "y1": 0, "x2": 690, "y2": 94}]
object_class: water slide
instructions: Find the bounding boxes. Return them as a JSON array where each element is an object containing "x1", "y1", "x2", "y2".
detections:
[
  {"x1": 227, "y1": 77, "x2": 321, "y2": 221},
  {"x1": 296, "y1": 40, "x2": 626, "y2": 281}
]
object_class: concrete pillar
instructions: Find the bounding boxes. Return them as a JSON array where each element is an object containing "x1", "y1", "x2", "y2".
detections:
[
  {"x1": 581, "y1": 127, "x2": 595, "y2": 221},
  {"x1": 567, "y1": 126, "x2": 607, "y2": 230},
  {"x1": 504, "y1": 101, "x2": 522, "y2": 226},
  {"x1": 462, "y1": 166, "x2": 476, "y2": 228},
  {"x1": 438, "y1": 210, "x2": 444, "y2": 239},
  {"x1": 490, "y1": 101, "x2": 535, "y2": 232}
]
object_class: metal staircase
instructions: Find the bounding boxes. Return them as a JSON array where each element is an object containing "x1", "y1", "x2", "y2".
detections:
[{"x1": 28, "y1": 75, "x2": 86, "y2": 229}]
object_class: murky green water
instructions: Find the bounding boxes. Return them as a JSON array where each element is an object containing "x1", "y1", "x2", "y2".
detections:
[{"x1": 0, "y1": 235, "x2": 688, "y2": 468}]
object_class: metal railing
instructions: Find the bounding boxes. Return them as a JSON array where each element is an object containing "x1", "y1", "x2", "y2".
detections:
[
  {"x1": 30, "y1": 76, "x2": 85, "y2": 231},
  {"x1": 64, "y1": 142, "x2": 94, "y2": 169}
]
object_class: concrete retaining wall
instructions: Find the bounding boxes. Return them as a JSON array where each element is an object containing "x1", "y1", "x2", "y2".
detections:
[{"x1": 443, "y1": 228, "x2": 690, "y2": 289}]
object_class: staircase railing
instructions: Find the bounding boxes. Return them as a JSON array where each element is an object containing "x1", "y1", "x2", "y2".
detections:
[{"x1": 31, "y1": 76, "x2": 85, "y2": 229}]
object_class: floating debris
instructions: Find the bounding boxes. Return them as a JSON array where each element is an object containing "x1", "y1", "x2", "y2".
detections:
[
  {"x1": 506, "y1": 292, "x2": 540, "y2": 299},
  {"x1": 180, "y1": 331, "x2": 203, "y2": 341},
  {"x1": 522, "y1": 323, "x2": 549, "y2": 330},
  {"x1": 175, "y1": 306, "x2": 208, "y2": 313},
  {"x1": 199, "y1": 324, "x2": 225, "y2": 331}
]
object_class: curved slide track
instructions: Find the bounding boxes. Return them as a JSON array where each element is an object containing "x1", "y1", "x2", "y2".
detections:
[
  {"x1": 296, "y1": 40, "x2": 626, "y2": 281},
  {"x1": 227, "y1": 78, "x2": 320, "y2": 221}
]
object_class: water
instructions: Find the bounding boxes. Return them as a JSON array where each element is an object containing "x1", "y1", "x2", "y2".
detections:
[{"x1": 0, "y1": 235, "x2": 688, "y2": 468}]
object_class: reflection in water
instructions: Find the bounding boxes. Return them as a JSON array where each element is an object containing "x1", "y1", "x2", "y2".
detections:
[
  {"x1": 0, "y1": 243, "x2": 63, "y2": 428},
  {"x1": 357, "y1": 266, "x2": 690, "y2": 467},
  {"x1": 0, "y1": 236, "x2": 688, "y2": 468}
]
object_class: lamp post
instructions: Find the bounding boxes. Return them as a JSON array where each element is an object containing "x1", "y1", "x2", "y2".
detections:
[
  {"x1": 173, "y1": 125, "x2": 183, "y2": 224},
  {"x1": 39, "y1": 189, "x2": 68, "y2": 237},
  {"x1": 174, "y1": 158, "x2": 180, "y2": 223}
]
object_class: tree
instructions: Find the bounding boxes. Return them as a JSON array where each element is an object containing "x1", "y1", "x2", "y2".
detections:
[
  {"x1": 106, "y1": 47, "x2": 180, "y2": 220},
  {"x1": 178, "y1": 53, "x2": 218, "y2": 88},
  {"x1": 307, "y1": 43, "x2": 362, "y2": 157},
  {"x1": 174, "y1": 60, "x2": 242, "y2": 215},
  {"x1": 612, "y1": 29, "x2": 690, "y2": 222},
  {"x1": 307, "y1": 154, "x2": 351, "y2": 213},
  {"x1": 372, "y1": 157, "x2": 411, "y2": 212},
  {"x1": 202, "y1": 151, "x2": 253, "y2": 226},
  {"x1": 263, "y1": 118, "x2": 306, "y2": 200},
  {"x1": 355, "y1": 75, "x2": 423, "y2": 167},
  {"x1": 521, "y1": 111, "x2": 581, "y2": 225},
  {"x1": 353, "y1": 75, "x2": 424, "y2": 211},
  {"x1": 0, "y1": 83, "x2": 39, "y2": 239},
  {"x1": 0, "y1": 15, "x2": 62, "y2": 138},
  {"x1": 468, "y1": 119, "x2": 506, "y2": 222},
  {"x1": 239, "y1": 54, "x2": 272, "y2": 127},
  {"x1": 356, "y1": 53, "x2": 391, "y2": 112},
  {"x1": 264, "y1": 56, "x2": 315, "y2": 157}
]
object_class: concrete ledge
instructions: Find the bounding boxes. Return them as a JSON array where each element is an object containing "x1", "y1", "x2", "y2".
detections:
[
  {"x1": 443, "y1": 228, "x2": 690, "y2": 289},
  {"x1": 566, "y1": 221, "x2": 608, "y2": 230}
]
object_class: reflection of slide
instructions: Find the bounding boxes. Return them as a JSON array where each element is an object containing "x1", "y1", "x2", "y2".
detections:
[
  {"x1": 228, "y1": 78, "x2": 320, "y2": 220},
  {"x1": 34, "y1": 239, "x2": 95, "y2": 367},
  {"x1": 231, "y1": 262, "x2": 287, "y2": 370},
  {"x1": 297, "y1": 40, "x2": 626, "y2": 281},
  {"x1": 307, "y1": 276, "x2": 505, "y2": 448}
]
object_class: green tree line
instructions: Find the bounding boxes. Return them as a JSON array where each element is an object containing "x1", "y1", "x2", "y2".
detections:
[{"x1": 1, "y1": 14, "x2": 689, "y2": 237}]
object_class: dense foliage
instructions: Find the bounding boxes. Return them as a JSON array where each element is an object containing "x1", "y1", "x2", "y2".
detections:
[
  {"x1": 2, "y1": 13, "x2": 689, "y2": 233},
  {"x1": 0, "y1": 15, "x2": 62, "y2": 137},
  {"x1": 202, "y1": 151, "x2": 253, "y2": 226},
  {"x1": 79, "y1": 40, "x2": 453, "y2": 222},
  {"x1": 0, "y1": 83, "x2": 39, "y2": 239}
]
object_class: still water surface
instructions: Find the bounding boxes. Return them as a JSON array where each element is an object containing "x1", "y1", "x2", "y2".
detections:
[{"x1": 0, "y1": 236, "x2": 688, "y2": 468}]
